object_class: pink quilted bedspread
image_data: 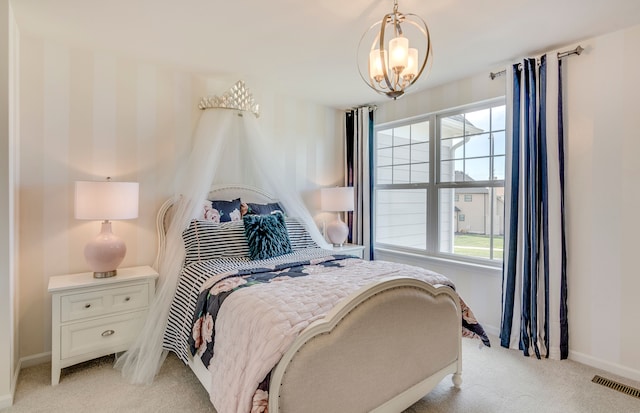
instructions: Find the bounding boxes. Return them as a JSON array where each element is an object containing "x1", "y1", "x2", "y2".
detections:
[{"x1": 206, "y1": 259, "x2": 457, "y2": 413}]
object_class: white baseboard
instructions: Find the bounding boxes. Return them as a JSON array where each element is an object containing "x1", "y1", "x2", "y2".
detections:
[
  {"x1": 0, "y1": 392, "x2": 12, "y2": 409},
  {"x1": 20, "y1": 351, "x2": 51, "y2": 369},
  {"x1": 0, "y1": 351, "x2": 51, "y2": 409},
  {"x1": 0, "y1": 359, "x2": 19, "y2": 410},
  {"x1": 0, "y1": 355, "x2": 23, "y2": 409},
  {"x1": 569, "y1": 350, "x2": 640, "y2": 382}
]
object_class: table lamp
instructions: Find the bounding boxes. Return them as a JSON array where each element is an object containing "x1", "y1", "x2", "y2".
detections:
[
  {"x1": 75, "y1": 179, "x2": 139, "y2": 278},
  {"x1": 321, "y1": 186, "x2": 354, "y2": 247}
]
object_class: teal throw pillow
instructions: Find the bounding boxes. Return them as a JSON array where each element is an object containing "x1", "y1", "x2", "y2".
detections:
[{"x1": 243, "y1": 212, "x2": 293, "y2": 260}]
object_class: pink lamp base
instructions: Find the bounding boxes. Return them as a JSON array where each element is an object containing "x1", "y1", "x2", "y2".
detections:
[
  {"x1": 327, "y1": 214, "x2": 349, "y2": 247},
  {"x1": 84, "y1": 221, "x2": 126, "y2": 278}
]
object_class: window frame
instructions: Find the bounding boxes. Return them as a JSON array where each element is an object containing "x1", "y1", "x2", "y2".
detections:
[{"x1": 373, "y1": 97, "x2": 506, "y2": 267}]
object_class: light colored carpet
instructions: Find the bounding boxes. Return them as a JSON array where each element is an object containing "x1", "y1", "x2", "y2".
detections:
[{"x1": 2, "y1": 335, "x2": 639, "y2": 413}]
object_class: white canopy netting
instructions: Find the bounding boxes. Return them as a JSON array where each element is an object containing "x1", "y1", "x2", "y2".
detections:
[{"x1": 115, "y1": 81, "x2": 329, "y2": 384}]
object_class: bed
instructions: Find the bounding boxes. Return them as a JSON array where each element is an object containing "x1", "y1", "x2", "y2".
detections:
[{"x1": 157, "y1": 184, "x2": 489, "y2": 413}]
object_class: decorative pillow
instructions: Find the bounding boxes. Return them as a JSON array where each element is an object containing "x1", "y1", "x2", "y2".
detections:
[
  {"x1": 285, "y1": 217, "x2": 318, "y2": 250},
  {"x1": 245, "y1": 201, "x2": 285, "y2": 216},
  {"x1": 243, "y1": 213, "x2": 293, "y2": 260},
  {"x1": 182, "y1": 220, "x2": 250, "y2": 265},
  {"x1": 202, "y1": 198, "x2": 242, "y2": 222}
]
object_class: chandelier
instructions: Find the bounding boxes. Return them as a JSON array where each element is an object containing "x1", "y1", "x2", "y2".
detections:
[{"x1": 358, "y1": 0, "x2": 432, "y2": 100}]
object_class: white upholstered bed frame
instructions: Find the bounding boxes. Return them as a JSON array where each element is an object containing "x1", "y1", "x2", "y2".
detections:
[{"x1": 156, "y1": 184, "x2": 462, "y2": 413}]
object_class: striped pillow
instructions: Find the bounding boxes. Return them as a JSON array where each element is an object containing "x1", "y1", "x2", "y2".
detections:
[
  {"x1": 285, "y1": 217, "x2": 318, "y2": 250},
  {"x1": 182, "y1": 220, "x2": 250, "y2": 265}
]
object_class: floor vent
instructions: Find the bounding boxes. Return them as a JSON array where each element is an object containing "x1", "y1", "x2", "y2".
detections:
[{"x1": 592, "y1": 375, "x2": 640, "y2": 399}]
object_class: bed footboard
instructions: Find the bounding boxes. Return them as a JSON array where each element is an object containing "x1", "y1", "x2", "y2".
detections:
[{"x1": 269, "y1": 277, "x2": 462, "y2": 413}]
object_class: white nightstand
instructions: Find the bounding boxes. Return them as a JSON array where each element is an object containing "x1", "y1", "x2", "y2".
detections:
[
  {"x1": 331, "y1": 244, "x2": 366, "y2": 259},
  {"x1": 47, "y1": 265, "x2": 158, "y2": 385}
]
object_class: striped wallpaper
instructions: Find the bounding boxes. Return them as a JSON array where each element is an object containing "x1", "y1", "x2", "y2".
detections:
[{"x1": 17, "y1": 34, "x2": 343, "y2": 359}]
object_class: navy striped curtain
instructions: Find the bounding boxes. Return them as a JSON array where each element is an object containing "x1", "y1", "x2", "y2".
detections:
[
  {"x1": 345, "y1": 107, "x2": 374, "y2": 260},
  {"x1": 500, "y1": 55, "x2": 568, "y2": 359}
]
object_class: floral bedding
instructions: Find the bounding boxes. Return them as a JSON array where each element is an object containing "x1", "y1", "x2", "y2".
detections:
[{"x1": 187, "y1": 251, "x2": 489, "y2": 413}]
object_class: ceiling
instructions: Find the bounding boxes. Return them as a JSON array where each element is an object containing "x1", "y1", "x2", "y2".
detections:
[{"x1": 11, "y1": 0, "x2": 640, "y2": 109}]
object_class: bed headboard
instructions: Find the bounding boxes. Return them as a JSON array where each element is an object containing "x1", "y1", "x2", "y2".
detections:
[
  {"x1": 206, "y1": 185, "x2": 275, "y2": 205},
  {"x1": 154, "y1": 184, "x2": 277, "y2": 268}
]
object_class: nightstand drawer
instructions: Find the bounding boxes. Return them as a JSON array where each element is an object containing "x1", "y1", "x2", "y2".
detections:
[
  {"x1": 60, "y1": 283, "x2": 149, "y2": 322},
  {"x1": 60, "y1": 310, "x2": 148, "y2": 359}
]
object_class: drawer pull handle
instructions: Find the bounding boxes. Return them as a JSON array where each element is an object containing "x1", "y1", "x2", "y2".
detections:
[
  {"x1": 101, "y1": 330, "x2": 115, "y2": 337},
  {"x1": 84, "y1": 304, "x2": 91, "y2": 309},
  {"x1": 125, "y1": 297, "x2": 131, "y2": 302}
]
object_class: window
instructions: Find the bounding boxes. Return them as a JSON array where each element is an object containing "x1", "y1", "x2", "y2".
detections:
[{"x1": 374, "y1": 99, "x2": 505, "y2": 263}]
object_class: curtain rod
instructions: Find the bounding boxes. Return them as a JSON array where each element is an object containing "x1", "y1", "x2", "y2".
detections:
[
  {"x1": 345, "y1": 105, "x2": 377, "y2": 113},
  {"x1": 489, "y1": 45, "x2": 584, "y2": 80}
]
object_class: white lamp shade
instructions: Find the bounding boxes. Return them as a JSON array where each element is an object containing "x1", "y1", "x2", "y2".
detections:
[
  {"x1": 75, "y1": 181, "x2": 139, "y2": 220},
  {"x1": 321, "y1": 187, "x2": 354, "y2": 212}
]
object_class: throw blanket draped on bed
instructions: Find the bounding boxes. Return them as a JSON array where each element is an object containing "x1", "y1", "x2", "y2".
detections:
[{"x1": 187, "y1": 253, "x2": 489, "y2": 413}]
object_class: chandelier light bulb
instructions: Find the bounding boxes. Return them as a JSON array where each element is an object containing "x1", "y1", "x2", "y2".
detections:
[
  {"x1": 402, "y1": 48, "x2": 418, "y2": 80},
  {"x1": 369, "y1": 49, "x2": 387, "y2": 81},
  {"x1": 389, "y1": 36, "x2": 409, "y2": 73}
]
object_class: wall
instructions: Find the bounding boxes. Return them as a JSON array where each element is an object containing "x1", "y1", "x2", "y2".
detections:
[
  {"x1": 376, "y1": 24, "x2": 640, "y2": 381},
  {"x1": 17, "y1": 35, "x2": 343, "y2": 361},
  {"x1": 0, "y1": 0, "x2": 18, "y2": 407},
  {"x1": 564, "y1": 24, "x2": 640, "y2": 380}
]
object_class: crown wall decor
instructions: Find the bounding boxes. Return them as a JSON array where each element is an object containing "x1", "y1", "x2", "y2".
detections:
[{"x1": 198, "y1": 80, "x2": 260, "y2": 117}]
